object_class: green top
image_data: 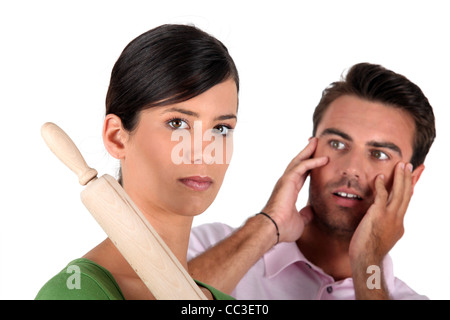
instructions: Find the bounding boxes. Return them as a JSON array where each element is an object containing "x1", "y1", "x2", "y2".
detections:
[{"x1": 35, "y1": 258, "x2": 234, "y2": 300}]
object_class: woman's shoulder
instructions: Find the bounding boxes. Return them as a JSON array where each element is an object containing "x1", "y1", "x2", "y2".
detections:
[
  {"x1": 195, "y1": 280, "x2": 235, "y2": 300},
  {"x1": 36, "y1": 258, "x2": 234, "y2": 300},
  {"x1": 35, "y1": 258, "x2": 125, "y2": 300}
]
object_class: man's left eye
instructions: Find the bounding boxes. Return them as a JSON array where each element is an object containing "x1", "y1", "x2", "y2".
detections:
[{"x1": 372, "y1": 150, "x2": 389, "y2": 160}]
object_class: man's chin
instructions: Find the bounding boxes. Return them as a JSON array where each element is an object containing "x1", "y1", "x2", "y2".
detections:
[{"x1": 311, "y1": 205, "x2": 365, "y2": 238}]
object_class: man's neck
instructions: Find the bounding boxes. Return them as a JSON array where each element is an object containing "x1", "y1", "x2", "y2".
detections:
[{"x1": 296, "y1": 219, "x2": 353, "y2": 281}]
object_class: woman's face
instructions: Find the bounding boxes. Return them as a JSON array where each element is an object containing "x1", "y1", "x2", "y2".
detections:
[{"x1": 120, "y1": 79, "x2": 238, "y2": 217}]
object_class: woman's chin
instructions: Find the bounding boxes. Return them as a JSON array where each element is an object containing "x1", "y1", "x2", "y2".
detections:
[
  {"x1": 172, "y1": 202, "x2": 212, "y2": 217},
  {"x1": 168, "y1": 188, "x2": 220, "y2": 217}
]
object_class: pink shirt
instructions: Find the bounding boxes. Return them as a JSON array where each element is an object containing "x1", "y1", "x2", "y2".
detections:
[{"x1": 188, "y1": 222, "x2": 428, "y2": 300}]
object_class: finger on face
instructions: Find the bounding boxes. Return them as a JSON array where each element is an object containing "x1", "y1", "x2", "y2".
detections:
[
  {"x1": 399, "y1": 163, "x2": 414, "y2": 214},
  {"x1": 286, "y1": 137, "x2": 319, "y2": 172},
  {"x1": 388, "y1": 162, "x2": 405, "y2": 207},
  {"x1": 291, "y1": 155, "x2": 328, "y2": 179},
  {"x1": 374, "y1": 174, "x2": 388, "y2": 206},
  {"x1": 389, "y1": 162, "x2": 413, "y2": 211}
]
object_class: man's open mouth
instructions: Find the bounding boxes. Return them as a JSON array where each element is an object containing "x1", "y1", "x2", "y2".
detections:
[{"x1": 333, "y1": 192, "x2": 362, "y2": 200}]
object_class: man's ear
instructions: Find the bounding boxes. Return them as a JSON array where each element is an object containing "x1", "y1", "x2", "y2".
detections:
[
  {"x1": 103, "y1": 114, "x2": 128, "y2": 159},
  {"x1": 411, "y1": 163, "x2": 425, "y2": 195}
]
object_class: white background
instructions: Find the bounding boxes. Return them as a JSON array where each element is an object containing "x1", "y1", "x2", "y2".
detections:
[{"x1": 1, "y1": 0, "x2": 449, "y2": 300}]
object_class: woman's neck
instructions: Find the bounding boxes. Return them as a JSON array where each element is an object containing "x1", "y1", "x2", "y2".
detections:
[
  {"x1": 124, "y1": 179, "x2": 193, "y2": 270},
  {"x1": 127, "y1": 189, "x2": 194, "y2": 270}
]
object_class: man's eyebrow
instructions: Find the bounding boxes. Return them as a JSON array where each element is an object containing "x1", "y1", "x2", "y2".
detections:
[
  {"x1": 319, "y1": 128, "x2": 353, "y2": 141},
  {"x1": 367, "y1": 141, "x2": 403, "y2": 157},
  {"x1": 161, "y1": 107, "x2": 237, "y2": 121}
]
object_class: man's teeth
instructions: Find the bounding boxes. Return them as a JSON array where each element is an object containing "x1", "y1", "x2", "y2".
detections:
[{"x1": 335, "y1": 192, "x2": 362, "y2": 200}]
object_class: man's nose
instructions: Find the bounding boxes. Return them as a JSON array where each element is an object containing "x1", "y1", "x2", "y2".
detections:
[{"x1": 340, "y1": 151, "x2": 363, "y2": 179}]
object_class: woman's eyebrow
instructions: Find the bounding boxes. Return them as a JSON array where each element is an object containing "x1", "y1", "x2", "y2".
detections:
[
  {"x1": 161, "y1": 107, "x2": 237, "y2": 121},
  {"x1": 161, "y1": 107, "x2": 199, "y2": 117},
  {"x1": 214, "y1": 114, "x2": 237, "y2": 121}
]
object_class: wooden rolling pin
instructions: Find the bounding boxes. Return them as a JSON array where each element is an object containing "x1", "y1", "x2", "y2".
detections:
[{"x1": 41, "y1": 122, "x2": 207, "y2": 300}]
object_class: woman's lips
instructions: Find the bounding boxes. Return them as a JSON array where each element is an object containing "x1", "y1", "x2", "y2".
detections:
[{"x1": 178, "y1": 176, "x2": 213, "y2": 191}]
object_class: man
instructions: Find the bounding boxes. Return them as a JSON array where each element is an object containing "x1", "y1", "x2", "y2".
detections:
[{"x1": 187, "y1": 63, "x2": 436, "y2": 299}]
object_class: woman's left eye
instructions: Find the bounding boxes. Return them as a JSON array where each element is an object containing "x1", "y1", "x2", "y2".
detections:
[
  {"x1": 213, "y1": 125, "x2": 232, "y2": 136},
  {"x1": 372, "y1": 150, "x2": 389, "y2": 160},
  {"x1": 168, "y1": 119, "x2": 189, "y2": 129}
]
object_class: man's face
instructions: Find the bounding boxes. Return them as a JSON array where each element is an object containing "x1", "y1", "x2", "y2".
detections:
[{"x1": 309, "y1": 95, "x2": 417, "y2": 236}]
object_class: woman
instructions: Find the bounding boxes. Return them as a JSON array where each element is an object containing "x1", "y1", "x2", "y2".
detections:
[{"x1": 36, "y1": 24, "x2": 239, "y2": 300}]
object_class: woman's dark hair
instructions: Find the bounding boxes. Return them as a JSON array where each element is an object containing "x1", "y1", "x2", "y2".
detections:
[
  {"x1": 105, "y1": 24, "x2": 239, "y2": 132},
  {"x1": 312, "y1": 63, "x2": 435, "y2": 168}
]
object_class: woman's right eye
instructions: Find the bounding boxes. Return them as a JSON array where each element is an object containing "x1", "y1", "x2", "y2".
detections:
[{"x1": 168, "y1": 119, "x2": 189, "y2": 129}]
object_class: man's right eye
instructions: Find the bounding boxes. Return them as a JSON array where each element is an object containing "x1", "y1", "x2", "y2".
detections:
[{"x1": 330, "y1": 140, "x2": 346, "y2": 150}]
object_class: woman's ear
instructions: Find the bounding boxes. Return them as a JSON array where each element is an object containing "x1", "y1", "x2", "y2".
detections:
[{"x1": 103, "y1": 114, "x2": 128, "y2": 159}]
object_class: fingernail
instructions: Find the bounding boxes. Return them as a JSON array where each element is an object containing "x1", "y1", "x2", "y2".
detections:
[
  {"x1": 379, "y1": 174, "x2": 385, "y2": 180},
  {"x1": 406, "y1": 163, "x2": 413, "y2": 172},
  {"x1": 400, "y1": 162, "x2": 405, "y2": 170}
]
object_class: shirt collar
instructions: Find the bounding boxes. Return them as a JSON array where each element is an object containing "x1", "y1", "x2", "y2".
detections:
[
  {"x1": 263, "y1": 241, "x2": 396, "y2": 289},
  {"x1": 263, "y1": 242, "x2": 312, "y2": 278}
]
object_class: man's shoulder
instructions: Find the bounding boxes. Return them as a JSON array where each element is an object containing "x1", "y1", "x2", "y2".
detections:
[
  {"x1": 391, "y1": 276, "x2": 429, "y2": 300},
  {"x1": 191, "y1": 222, "x2": 236, "y2": 243}
]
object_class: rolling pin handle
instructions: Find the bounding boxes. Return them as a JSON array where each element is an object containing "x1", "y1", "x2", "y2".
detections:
[{"x1": 41, "y1": 122, "x2": 98, "y2": 186}]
